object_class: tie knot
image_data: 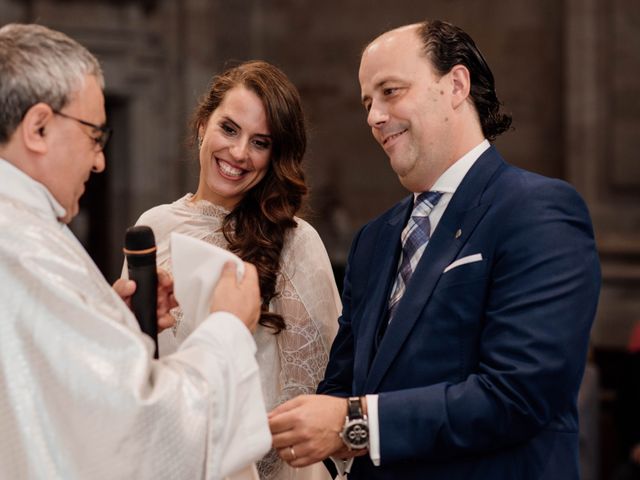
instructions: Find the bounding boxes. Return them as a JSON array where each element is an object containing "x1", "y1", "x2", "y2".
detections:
[{"x1": 413, "y1": 191, "x2": 442, "y2": 217}]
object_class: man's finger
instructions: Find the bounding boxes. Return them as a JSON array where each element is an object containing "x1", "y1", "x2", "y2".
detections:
[
  {"x1": 112, "y1": 278, "x2": 136, "y2": 299},
  {"x1": 277, "y1": 446, "x2": 314, "y2": 467},
  {"x1": 271, "y1": 431, "x2": 301, "y2": 449},
  {"x1": 268, "y1": 409, "x2": 299, "y2": 436},
  {"x1": 219, "y1": 261, "x2": 237, "y2": 282},
  {"x1": 269, "y1": 395, "x2": 303, "y2": 418},
  {"x1": 239, "y1": 262, "x2": 259, "y2": 288}
]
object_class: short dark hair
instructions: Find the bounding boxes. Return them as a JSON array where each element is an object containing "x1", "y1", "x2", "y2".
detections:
[{"x1": 418, "y1": 20, "x2": 512, "y2": 141}]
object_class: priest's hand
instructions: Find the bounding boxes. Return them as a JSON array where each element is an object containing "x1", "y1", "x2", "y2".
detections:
[
  {"x1": 209, "y1": 261, "x2": 260, "y2": 332},
  {"x1": 112, "y1": 268, "x2": 178, "y2": 332},
  {"x1": 269, "y1": 395, "x2": 366, "y2": 467}
]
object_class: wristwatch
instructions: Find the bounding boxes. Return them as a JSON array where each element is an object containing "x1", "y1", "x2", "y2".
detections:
[{"x1": 339, "y1": 396, "x2": 369, "y2": 449}]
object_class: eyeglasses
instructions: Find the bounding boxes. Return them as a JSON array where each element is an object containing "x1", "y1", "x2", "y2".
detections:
[{"x1": 53, "y1": 110, "x2": 112, "y2": 151}]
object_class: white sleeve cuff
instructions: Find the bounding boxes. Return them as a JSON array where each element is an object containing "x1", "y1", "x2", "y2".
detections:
[{"x1": 367, "y1": 394, "x2": 380, "y2": 466}]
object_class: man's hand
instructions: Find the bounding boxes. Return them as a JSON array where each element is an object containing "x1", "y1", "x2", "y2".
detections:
[
  {"x1": 268, "y1": 395, "x2": 367, "y2": 467},
  {"x1": 112, "y1": 277, "x2": 135, "y2": 306},
  {"x1": 209, "y1": 262, "x2": 260, "y2": 332},
  {"x1": 112, "y1": 268, "x2": 178, "y2": 332}
]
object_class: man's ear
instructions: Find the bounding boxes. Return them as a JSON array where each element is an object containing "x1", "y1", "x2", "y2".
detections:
[
  {"x1": 21, "y1": 103, "x2": 53, "y2": 154},
  {"x1": 450, "y1": 64, "x2": 471, "y2": 109}
]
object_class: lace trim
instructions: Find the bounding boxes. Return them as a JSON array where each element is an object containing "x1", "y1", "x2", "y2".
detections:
[
  {"x1": 257, "y1": 448, "x2": 284, "y2": 480},
  {"x1": 180, "y1": 193, "x2": 230, "y2": 219},
  {"x1": 276, "y1": 285, "x2": 330, "y2": 404}
]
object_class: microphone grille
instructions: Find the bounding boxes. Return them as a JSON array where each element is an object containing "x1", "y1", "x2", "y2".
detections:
[{"x1": 124, "y1": 225, "x2": 156, "y2": 251}]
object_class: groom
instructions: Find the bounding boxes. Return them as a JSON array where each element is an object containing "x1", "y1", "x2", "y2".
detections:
[{"x1": 269, "y1": 19, "x2": 600, "y2": 480}]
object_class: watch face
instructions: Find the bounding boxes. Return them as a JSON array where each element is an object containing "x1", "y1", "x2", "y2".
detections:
[{"x1": 345, "y1": 420, "x2": 369, "y2": 448}]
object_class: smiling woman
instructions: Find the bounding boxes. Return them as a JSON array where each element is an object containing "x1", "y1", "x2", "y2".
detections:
[
  {"x1": 127, "y1": 60, "x2": 340, "y2": 480},
  {"x1": 194, "y1": 85, "x2": 272, "y2": 210}
]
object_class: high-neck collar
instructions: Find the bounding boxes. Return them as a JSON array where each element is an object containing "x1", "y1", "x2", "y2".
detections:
[
  {"x1": 0, "y1": 158, "x2": 66, "y2": 223},
  {"x1": 181, "y1": 193, "x2": 230, "y2": 219}
]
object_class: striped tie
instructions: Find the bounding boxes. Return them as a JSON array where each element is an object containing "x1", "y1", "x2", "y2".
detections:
[{"x1": 387, "y1": 191, "x2": 443, "y2": 321}]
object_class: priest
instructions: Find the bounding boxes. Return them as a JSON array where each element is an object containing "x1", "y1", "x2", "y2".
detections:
[{"x1": 0, "y1": 23, "x2": 270, "y2": 479}]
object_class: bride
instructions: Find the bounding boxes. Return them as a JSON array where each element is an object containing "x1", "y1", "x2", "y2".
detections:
[{"x1": 131, "y1": 60, "x2": 340, "y2": 480}]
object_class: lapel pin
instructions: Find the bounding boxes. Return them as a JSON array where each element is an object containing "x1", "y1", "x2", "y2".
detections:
[{"x1": 455, "y1": 229, "x2": 462, "y2": 239}]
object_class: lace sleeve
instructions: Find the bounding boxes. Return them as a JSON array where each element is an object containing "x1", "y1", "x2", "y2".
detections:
[{"x1": 273, "y1": 219, "x2": 342, "y2": 404}]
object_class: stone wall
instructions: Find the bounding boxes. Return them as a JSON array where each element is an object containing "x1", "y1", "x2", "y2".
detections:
[{"x1": 1, "y1": 0, "x2": 638, "y2": 350}]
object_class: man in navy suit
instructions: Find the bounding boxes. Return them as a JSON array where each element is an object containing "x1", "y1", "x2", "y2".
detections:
[{"x1": 269, "y1": 19, "x2": 600, "y2": 480}]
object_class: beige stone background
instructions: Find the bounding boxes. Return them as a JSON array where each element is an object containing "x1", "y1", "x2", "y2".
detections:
[{"x1": 1, "y1": 1, "x2": 638, "y2": 477}]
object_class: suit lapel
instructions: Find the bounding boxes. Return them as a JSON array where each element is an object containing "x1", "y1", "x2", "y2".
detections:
[
  {"x1": 364, "y1": 147, "x2": 505, "y2": 392},
  {"x1": 352, "y1": 198, "x2": 411, "y2": 392}
]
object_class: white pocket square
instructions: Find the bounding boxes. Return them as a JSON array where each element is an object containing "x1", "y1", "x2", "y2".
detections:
[{"x1": 443, "y1": 253, "x2": 483, "y2": 273}]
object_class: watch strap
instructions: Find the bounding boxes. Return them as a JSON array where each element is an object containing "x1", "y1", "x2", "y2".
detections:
[{"x1": 347, "y1": 396, "x2": 363, "y2": 419}]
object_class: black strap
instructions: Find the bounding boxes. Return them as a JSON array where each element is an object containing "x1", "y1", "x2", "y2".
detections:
[{"x1": 347, "y1": 397, "x2": 362, "y2": 419}]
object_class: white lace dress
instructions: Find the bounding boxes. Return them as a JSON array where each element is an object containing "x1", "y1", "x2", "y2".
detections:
[{"x1": 135, "y1": 194, "x2": 341, "y2": 480}]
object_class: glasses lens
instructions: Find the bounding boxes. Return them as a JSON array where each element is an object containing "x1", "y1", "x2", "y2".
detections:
[{"x1": 98, "y1": 128, "x2": 112, "y2": 151}]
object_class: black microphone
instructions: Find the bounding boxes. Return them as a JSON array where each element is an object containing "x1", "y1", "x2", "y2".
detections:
[{"x1": 124, "y1": 225, "x2": 158, "y2": 359}]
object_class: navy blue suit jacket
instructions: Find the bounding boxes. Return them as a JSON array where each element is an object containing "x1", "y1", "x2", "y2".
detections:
[{"x1": 318, "y1": 147, "x2": 601, "y2": 479}]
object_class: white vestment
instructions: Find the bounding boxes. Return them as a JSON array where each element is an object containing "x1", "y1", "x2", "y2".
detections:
[
  {"x1": 0, "y1": 159, "x2": 270, "y2": 480},
  {"x1": 134, "y1": 194, "x2": 341, "y2": 480}
]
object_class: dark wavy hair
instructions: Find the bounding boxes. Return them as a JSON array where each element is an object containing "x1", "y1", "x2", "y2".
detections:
[
  {"x1": 418, "y1": 20, "x2": 512, "y2": 141},
  {"x1": 191, "y1": 60, "x2": 308, "y2": 333}
]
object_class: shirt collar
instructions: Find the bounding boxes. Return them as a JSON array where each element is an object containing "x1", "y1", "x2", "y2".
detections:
[
  {"x1": 0, "y1": 157, "x2": 67, "y2": 222},
  {"x1": 414, "y1": 139, "x2": 490, "y2": 200},
  {"x1": 432, "y1": 139, "x2": 490, "y2": 194}
]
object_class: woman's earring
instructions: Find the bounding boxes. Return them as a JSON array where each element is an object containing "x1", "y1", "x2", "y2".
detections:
[{"x1": 197, "y1": 136, "x2": 203, "y2": 149}]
